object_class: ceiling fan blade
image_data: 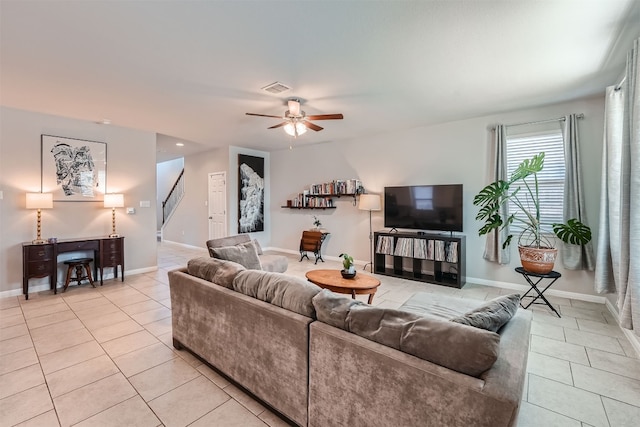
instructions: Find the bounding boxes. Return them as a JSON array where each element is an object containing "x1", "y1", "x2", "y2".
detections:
[
  {"x1": 246, "y1": 113, "x2": 283, "y2": 118},
  {"x1": 268, "y1": 122, "x2": 288, "y2": 129},
  {"x1": 303, "y1": 121, "x2": 324, "y2": 132},
  {"x1": 305, "y1": 114, "x2": 343, "y2": 121}
]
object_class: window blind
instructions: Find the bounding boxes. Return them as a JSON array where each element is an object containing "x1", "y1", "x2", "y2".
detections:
[{"x1": 506, "y1": 131, "x2": 565, "y2": 231}]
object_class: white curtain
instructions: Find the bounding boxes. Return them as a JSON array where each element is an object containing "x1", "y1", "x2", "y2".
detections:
[
  {"x1": 595, "y1": 38, "x2": 640, "y2": 333},
  {"x1": 561, "y1": 114, "x2": 595, "y2": 270},
  {"x1": 483, "y1": 124, "x2": 510, "y2": 264}
]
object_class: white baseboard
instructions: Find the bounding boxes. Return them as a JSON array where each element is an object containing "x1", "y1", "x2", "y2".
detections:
[
  {"x1": 0, "y1": 266, "x2": 158, "y2": 300},
  {"x1": 605, "y1": 298, "x2": 640, "y2": 358},
  {"x1": 466, "y1": 276, "x2": 607, "y2": 304},
  {"x1": 162, "y1": 240, "x2": 207, "y2": 251},
  {"x1": 267, "y1": 247, "x2": 368, "y2": 267}
]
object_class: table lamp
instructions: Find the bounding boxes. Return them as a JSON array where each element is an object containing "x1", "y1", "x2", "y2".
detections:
[
  {"x1": 104, "y1": 193, "x2": 124, "y2": 237},
  {"x1": 358, "y1": 194, "x2": 381, "y2": 272},
  {"x1": 26, "y1": 192, "x2": 53, "y2": 244}
]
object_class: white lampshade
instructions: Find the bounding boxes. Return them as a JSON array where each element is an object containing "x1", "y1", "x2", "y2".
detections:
[
  {"x1": 26, "y1": 192, "x2": 53, "y2": 209},
  {"x1": 284, "y1": 122, "x2": 307, "y2": 137},
  {"x1": 358, "y1": 194, "x2": 381, "y2": 211},
  {"x1": 104, "y1": 193, "x2": 124, "y2": 208}
]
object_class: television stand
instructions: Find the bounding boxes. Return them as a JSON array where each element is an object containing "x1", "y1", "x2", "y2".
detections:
[{"x1": 374, "y1": 231, "x2": 465, "y2": 288}]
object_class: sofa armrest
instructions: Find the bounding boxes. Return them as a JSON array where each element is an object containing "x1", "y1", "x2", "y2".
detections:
[
  {"x1": 479, "y1": 309, "x2": 532, "y2": 417},
  {"x1": 169, "y1": 268, "x2": 310, "y2": 426}
]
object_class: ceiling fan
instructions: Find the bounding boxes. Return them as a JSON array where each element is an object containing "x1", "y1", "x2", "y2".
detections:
[{"x1": 246, "y1": 99, "x2": 343, "y2": 137}]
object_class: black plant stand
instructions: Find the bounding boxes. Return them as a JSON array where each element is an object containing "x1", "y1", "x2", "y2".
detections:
[{"x1": 515, "y1": 267, "x2": 562, "y2": 317}]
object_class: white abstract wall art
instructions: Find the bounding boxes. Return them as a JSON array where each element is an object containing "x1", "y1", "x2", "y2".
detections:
[
  {"x1": 238, "y1": 154, "x2": 264, "y2": 233},
  {"x1": 41, "y1": 135, "x2": 106, "y2": 202}
]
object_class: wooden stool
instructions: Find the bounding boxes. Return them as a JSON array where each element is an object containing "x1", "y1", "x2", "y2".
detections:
[{"x1": 63, "y1": 258, "x2": 95, "y2": 292}]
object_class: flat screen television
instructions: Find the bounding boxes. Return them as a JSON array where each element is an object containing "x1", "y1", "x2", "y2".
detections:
[{"x1": 384, "y1": 184, "x2": 463, "y2": 232}]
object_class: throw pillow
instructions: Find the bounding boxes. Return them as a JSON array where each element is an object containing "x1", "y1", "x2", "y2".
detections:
[
  {"x1": 233, "y1": 270, "x2": 321, "y2": 318},
  {"x1": 187, "y1": 256, "x2": 246, "y2": 289},
  {"x1": 210, "y1": 241, "x2": 262, "y2": 270},
  {"x1": 252, "y1": 239, "x2": 263, "y2": 255},
  {"x1": 450, "y1": 294, "x2": 521, "y2": 332}
]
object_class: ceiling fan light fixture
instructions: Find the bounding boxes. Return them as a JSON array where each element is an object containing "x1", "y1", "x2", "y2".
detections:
[{"x1": 284, "y1": 121, "x2": 307, "y2": 137}]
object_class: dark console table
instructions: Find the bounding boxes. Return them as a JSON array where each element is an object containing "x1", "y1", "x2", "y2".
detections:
[{"x1": 22, "y1": 236, "x2": 124, "y2": 299}]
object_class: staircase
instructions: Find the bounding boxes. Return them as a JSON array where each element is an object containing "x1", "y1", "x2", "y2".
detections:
[{"x1": 160, "y1": 169, "x2": 185, "y2": 239}]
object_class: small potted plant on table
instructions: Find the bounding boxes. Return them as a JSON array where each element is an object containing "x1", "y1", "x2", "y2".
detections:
[
  {"x1": 339, "y1": 253, "x2": 356, "y2": 279},
  {"x1": 473, "y1": 152, "x2": 592, "y2": 274}
]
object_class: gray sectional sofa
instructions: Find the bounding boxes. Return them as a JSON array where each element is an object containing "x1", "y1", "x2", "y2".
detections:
[{"x1": 169, "y1": 257, "x2": 531, "y2": 427}]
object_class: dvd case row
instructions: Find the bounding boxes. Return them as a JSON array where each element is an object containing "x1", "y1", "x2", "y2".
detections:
[{"x1": 376, "y1": 236, "x2": 458, "y2": 263}]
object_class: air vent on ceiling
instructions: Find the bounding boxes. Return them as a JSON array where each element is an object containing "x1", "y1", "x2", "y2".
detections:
[{"x1": 261, "y1": 81, "x2": 291, "y2": 94}]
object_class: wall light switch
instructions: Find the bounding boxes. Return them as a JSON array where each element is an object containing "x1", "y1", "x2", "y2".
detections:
[
  {"x1": 0, "y1": 191, "x2": 3, "y2": 200},
  {"x1": 139, "y1": 201, "x2": 151, "y2": 208},
  {"x1": 126, "y1": 207, "x2": 136, "y2": 214}
]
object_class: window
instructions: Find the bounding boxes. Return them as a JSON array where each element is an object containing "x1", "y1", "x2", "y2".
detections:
[{"x1": 506, "y1": 130, "x2": 565, "y2": 232}]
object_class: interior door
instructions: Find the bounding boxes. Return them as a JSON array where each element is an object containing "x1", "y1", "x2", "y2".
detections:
[{"x1": 208, "y1": 172, "x2": 227, "y2": 240}]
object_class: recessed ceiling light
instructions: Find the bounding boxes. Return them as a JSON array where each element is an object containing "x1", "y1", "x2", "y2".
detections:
[
  {"x1": 176, "y1": 142, "x2": 184, "y2": 147},
  {"x1": 101, "y1": 119, "x2": 111, "y2": 125}
]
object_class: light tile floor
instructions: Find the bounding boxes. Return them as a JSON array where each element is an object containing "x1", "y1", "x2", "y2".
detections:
[{"x1": 1, "y1": 241, "x2": 639, "y2": 426}]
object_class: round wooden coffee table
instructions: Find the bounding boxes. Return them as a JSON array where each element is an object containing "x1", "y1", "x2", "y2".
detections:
[{"x1": 305, "y1": 269, "x2": 381, "y2": 304}]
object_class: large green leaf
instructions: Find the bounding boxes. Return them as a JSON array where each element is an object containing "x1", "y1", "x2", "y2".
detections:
[
  {"x1": 510, "y1": 153, "x2": 545, "y2": 183},
  {"x1": 476, "y1": 203, "x2": 499, "y2": 221},
  {"x1": 473, "y1": 181, "x2": 509, "y2": 206},
  {"x1": 502, "y1": 234, "x2": 513, "y2": 250},
  {"x1": 552, "y1": 219, "x2": 592, "y2": 245},
  {"x1": 478, "y1": 214, "x2": 503, "y2": 236}
]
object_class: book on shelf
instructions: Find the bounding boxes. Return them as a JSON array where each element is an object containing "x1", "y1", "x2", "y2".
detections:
[
  {"x1": 445, "y1": 241, "x2": 459, "y2": 263},
  {"x1": 434, "y1": 240, "x2": 446, "y2": 261},
  {"x1": 414, "y1": 239, "x2": 428, "y2": 260},
  {"x1": 376, "y1": 235, "x2": 394, "y2": 255},
  {"x1": 394, "y1": 238, "x2": 414, "y2": 257},
  {"x1": 308, "y1": 179, "x2": 363, "y2": 196}
]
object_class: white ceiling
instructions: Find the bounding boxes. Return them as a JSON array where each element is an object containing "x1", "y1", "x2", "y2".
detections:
[{"x1": 1, "y1": 0, "x2": 638, "y2": 162}]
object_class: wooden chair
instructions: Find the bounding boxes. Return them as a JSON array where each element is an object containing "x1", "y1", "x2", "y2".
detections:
[{"x1": 299, "y1": 231, "x2": 327, "y2": 264}]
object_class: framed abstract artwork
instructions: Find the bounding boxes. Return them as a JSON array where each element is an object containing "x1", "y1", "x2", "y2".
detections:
[
  {"x1": 238, "y1": 154, "x2": 264, "y2": 233},
  {"x1": 41, "y1": 134, "x2": 107, "y2": 202}
]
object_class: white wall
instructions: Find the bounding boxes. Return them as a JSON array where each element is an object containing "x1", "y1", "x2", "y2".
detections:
[
  {"x1": 163, "y1": 147, "x2": 228, "y2": 247},
  {"x1": 270, "y1": 95, "x2": 605, "y2": 296},
  {"x1": 162, "y1": 145, "x2": 271, "y2": 249},
  {"x1": 0, "y1": 107, "x2": 158, "y2": 294},
  {"x1": 156, "y1": 157, "x2": 184, "y2": 229}
]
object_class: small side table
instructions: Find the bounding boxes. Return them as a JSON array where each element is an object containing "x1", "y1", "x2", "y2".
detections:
[{"x1": 515, "y1": 267, "x2": 562, "y2": 317}]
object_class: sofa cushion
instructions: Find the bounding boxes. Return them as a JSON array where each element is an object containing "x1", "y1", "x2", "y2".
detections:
[
  {"x1": 400, "y1": 292, "x2": 483, "y2": 320},
  {"x1": 187, "y1": 256, "x2": 246, "y2": 289},
  {"x1": 312, "y1": 289, "x2": 366, "y2": 329},
  {"x1": 451, "y1": 294, "x2": 521, "y2": 332},
  {"x1": 259, "y1": 254, "x2": 288, "y2": 273},
  {"x1": 312, "y1": 290, "x2": 500, "y2": 377},
  {"x1": 233, "y1": 270, "x2": 322, "y2": 318},
  {"x1": 210, "y1": 241, "x2": 262, "y2": 270}
]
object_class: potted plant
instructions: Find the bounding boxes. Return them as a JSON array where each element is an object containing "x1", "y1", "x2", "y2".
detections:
[
  {"x1": 473, "y1": 152, "x2": 592, "y2": 274},
  {"x1": 312, "y1": 215, "x2": 322, "y2": 230},
  {"x1": 339, "y1": 253, "x2": 356, "y2": 279}
]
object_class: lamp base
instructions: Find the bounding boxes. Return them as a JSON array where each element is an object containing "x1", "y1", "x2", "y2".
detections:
[
  {"x1": 32, "y1": 239, "x2": 47, "y2": 244},
  {"x1": 108, "y1": 233, "x2": 120, "y2": 238}
]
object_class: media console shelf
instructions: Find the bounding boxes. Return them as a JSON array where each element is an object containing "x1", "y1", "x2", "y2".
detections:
[{"x1": 374, "y1": 231, "x2": 465, "y2": 288}]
